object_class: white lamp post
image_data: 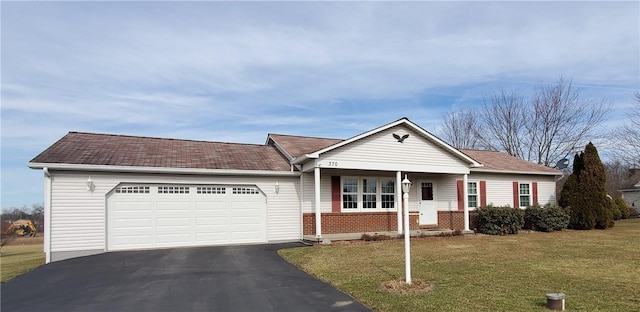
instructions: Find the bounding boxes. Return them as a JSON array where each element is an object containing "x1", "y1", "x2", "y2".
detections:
[{"x1": 401, "y1": 175, "x2": 412, "y2": 284}]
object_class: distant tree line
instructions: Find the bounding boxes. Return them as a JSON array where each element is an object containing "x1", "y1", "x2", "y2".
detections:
[{"x1": 1, "y1": 204, "x2": 44, "y2": 233}]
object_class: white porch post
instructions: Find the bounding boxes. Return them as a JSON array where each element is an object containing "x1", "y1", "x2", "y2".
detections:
[
  {"x1": 396, "y1": 171, "x2": 403, "y2": 234},
  {"x1": 463, "y1": 173, "x2": 470, "y2": 231},
  {"x1": 314, "y1": 166, "x2": 322, "y2": 238}
]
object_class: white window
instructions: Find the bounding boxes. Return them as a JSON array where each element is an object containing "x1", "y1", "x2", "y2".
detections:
[
  {"x1": 519, "y1": 183, "x2": 531, "y2": 208},
  {"x1": 115, "y1": 186, "x2": 150, "y2": 194},
  {"x1": 232, "y1": 187, "x2": 260, "y2": 194},
  {"x1": 342, "y1": 178, "x2": 358, "y2": 209},
  {"x1": 468, "y1": 182, "x2": 479, "y2": 208},
  {"x1": 196, "y1": 187, "x2": 226, "y2": 194},
  {"x1": 362, "y1": 178, "x2": 377, "y2": 209},
  {"x1": 381, "y1": 179, "x2": 395, "y2": 209},
  {"x1": 341, "y1": 177, "x2": 396, "y2": 211},
  {"x1": 158, "y1": 186, "x2": 189, "y2": 194}
]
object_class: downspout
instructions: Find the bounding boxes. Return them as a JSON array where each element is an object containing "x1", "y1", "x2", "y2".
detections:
[
  {"x1": 314, "y1": 167, "x2": 321, "y2": 238},
  {"x1": 43, "y1": 167, "x2": 52, "y2": 263},
  {"x1": 299, "y1": 167, "x2": 304, "y2": 241},
  {"x1": 463, "y1": 173, "x2": 470, "y2": 231}
]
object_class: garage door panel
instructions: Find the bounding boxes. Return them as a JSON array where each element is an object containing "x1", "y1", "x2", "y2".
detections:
[
  {"x1": 157, "y1": 233, "x2": 191, "y2": 244},
  {"x1": 157, "y1": 217, "x2": 191, "y2": 227},
  {"x1": 231, "y1": 216, "x2": 262, "y2": 226},
  {"x1": 196, "y1": 217, "x2": 227, "y2": 226},
  {"x1": 112, "y1": 234, "x2": 154, "y2": 247},
  {"x1": 195, "y1": 232, "x2": 228, "y2": 242},
  {"x1": 156, "y1": 201, "x2": 191, "y2": 212},
  {"x1": 108, "y1": 185, "x2": 266, "y2": 251},
  {"x1": 113, "y1": 217, "x2": 153, "y2": 228},
  {"x1": 113, "y1": 201, "x2": 152, "y2": 213}
]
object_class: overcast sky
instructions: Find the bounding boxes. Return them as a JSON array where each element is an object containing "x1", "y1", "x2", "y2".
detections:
[{"x1": 1, "y1": 1, "x2": 638, "y2": 209}]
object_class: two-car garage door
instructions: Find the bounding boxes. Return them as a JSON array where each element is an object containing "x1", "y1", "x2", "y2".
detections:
[{"x1": 107, "y1": 184, "x2": 267, "y2": 251}]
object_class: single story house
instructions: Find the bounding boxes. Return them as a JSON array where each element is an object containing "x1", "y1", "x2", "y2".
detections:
[
  {"x1": 29, "y1": 118, "x2": 561, "y2": 262},
  {"x1": 620, "y1": 181, "x2": 640, "y2": 214}
]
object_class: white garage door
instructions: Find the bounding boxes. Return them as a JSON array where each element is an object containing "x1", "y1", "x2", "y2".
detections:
[{"x1": 107, "y1": 184, "x2": 267, "y2": 251}]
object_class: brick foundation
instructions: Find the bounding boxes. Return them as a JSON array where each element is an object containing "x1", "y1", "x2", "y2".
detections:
[
  {"x1": 303, "y1": 211, "x2": 479, "y2": 235},
  {"x1": 303, "y1": 212, "x2": 419, "y2": 236},
  {"x1": 437, "y1": 211, "x2": 479, "y2": 231}
]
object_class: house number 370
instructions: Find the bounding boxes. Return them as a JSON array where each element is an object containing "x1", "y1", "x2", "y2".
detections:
[{"x1": 327, "y1": 161, "x2": 339, "y2": 167}]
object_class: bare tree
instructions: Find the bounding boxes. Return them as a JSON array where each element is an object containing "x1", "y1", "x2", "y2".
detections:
[
  {"x1": 478, "y1": 90, "x2": 529, "y2": 158},
  {"x1": 612, "y1": 92, "x2": 640, "y2": 167},
  {"x1": 526, "y1": 77, "x2": 609, "y2": 166},
  {"x1": 438, "y1": 107, "x2": 483, "y2": 149},
  {"x1": 441, "y1": 77, "x2": 610, "y2": 166}
]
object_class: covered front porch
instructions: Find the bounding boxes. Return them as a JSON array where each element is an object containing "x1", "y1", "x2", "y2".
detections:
[
  {"x1": 289, "y1": 118, "x2": 483, "y2": 239},
  {"x1": 300, "y1": 168, "x2": 476, "y2": 238}
]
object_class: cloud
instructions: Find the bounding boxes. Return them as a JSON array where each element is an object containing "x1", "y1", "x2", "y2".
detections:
[{"x1": 1, "y1": 1, "x2": 638, "y2": 207}]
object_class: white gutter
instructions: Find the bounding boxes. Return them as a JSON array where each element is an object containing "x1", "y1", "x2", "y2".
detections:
[
  {"x1": 43, "y1": 167, "x2": 52, "y2": 264},
  {"x1": 470, "y1": 168, "x2": 562, "y2": 176},
  {"x1": 291, "y1": 154, "x2": 316, "y2": 165},
  {"x1": 28, "y1": 163, "x2": 301, "y2": 177}
]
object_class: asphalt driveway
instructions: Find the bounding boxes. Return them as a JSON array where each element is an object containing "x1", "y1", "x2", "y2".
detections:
[{"x1": 1, "y1": 243, "x2": 371, "y2": 312}]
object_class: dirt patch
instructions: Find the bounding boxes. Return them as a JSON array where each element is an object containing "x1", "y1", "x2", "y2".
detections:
[{"x1": 378, "y1": 279, "x2": 435, "y2": 295}]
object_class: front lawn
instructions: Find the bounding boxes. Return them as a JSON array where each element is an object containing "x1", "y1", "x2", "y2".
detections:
[
  {"x1": 1, "y1": 244, "x2": 45, "y2": 283},
  {"x1": 280, "y1": 219, "x2": 640, "y2": 311}
]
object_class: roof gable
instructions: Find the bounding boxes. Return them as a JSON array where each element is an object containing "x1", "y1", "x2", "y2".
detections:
[
  {"x1": 291, "y1": 118, "x2": 482, "y2": 167},
  {"x1": 29, "y1": 132, "x2": 292, "y2": 171}
]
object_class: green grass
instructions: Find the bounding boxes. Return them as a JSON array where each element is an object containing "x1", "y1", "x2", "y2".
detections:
[
  {"x1": 280, "y1": 219, "x2": 640, "y2": 312},
  {"x1": 1, "y1": 244, "x2": 45, "y2": 283}
]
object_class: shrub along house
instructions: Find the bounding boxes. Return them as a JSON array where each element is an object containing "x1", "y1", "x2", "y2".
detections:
[{"x1": 29, "y1": 118, "x2": 561, "y2": 262}]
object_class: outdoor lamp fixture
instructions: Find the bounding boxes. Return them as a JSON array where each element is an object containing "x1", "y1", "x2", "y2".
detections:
[
  {"x1": 86, "y1": 177, "x2": 95, "y2": 192},
  {"x1": 274, "y1": 181, "x2": 280, "y2": 194},
  {"x1": 401, "y1": 175, "x2": 413, "y2": 284}
]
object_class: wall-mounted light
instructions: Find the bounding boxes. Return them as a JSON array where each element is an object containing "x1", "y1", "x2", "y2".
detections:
[
  {"x1": 274, "y1": 181, "x2": 280, "y2": 194},
  {"x1": 86, "y1": 177, "x2": 95, "y2": 192}
]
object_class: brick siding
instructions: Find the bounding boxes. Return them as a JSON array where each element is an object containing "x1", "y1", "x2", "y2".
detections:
[
  {"x1": 437, "y1": 211, "x2": 479, "y2": 231},
  {"x1": 303, "y1": 212, "x2": 419, "y2": 235},
  {"x1": 302, "y1": 211, "x2": 479, "y2": 235}
]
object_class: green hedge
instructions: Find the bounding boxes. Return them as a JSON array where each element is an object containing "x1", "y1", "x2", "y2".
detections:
[
  {"x1": 524, "y1": 204, "x2": 569, "y2": 232},
  {"x1": 477, "y1": 205, "x2": 524, "y2": 235}
]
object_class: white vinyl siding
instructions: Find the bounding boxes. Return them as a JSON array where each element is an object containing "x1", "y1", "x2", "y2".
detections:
[
  {"x1": 47, "y1": 171, "x2": 300, "y2": 254},
  {"x1": 302, "y1": 172, "x2": 333, "y2": 213},
  {"x1": 318, "y1": 125, "x2": 470, "y2": 174},
  {"x1": 467, "y1": 173, "x2": 557, "y2": 207}
]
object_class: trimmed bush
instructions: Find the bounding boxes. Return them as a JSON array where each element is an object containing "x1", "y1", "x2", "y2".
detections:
[
  {"x1": 615, "y1": 196, "x2": 630, "y2": 219},
  {"x1": 477, "y1": 205, "x2": 524, "y2": 235},
  {"x1": 524, "y1": 204, "x2": 569, "y2": 232}
]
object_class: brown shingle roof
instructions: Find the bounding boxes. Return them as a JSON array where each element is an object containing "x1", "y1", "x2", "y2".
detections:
[
  {"x1": 460, "y1": 149, "x2": 561, "y2": 175},
  {"x1": 268, "y1": 134, "x2": 342, "y2": 159},
  {"x1": 30, "y1": 132, "x2": 292, "y2": 171}
]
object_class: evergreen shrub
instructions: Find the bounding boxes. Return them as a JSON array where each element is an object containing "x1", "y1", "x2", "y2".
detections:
[
  {"x1": 477, "y1": 205, "x2": 524, "y2": 235},
  {"x1": 524, "y1": 204, "x2": 570, "y2": 232}
]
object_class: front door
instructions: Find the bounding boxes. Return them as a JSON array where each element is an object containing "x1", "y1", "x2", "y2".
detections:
[{"x1": 419, "y1": 181, "x2": 438, "y2": 225}]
